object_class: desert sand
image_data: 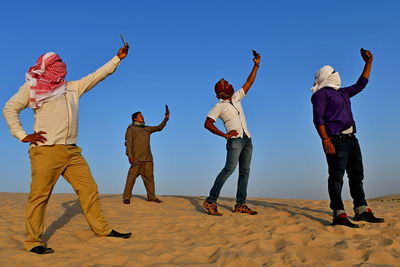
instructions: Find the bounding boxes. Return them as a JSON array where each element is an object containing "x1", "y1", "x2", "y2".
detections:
[{"x1": 0, "y1": 193, "x2": 399, "y2": 267}]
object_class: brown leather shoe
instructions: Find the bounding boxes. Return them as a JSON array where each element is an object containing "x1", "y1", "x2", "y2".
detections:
[
  {"x1": 123, "y1": 199, "x2": 130, "y2": 204},
  {"x1": 233, "y1": 204, "x2": 258, "y2": 215},
  {"x1": 203, "y1": 200, "x2": 222, "y2": 216}
]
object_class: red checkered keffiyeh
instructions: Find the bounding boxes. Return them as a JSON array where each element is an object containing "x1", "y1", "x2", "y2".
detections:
[{"x1": 26, "y1": 52, "x2": 67, "y2": 109}]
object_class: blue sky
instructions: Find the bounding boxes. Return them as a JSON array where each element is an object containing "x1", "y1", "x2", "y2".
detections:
[{"x1": 1, "y1": 0, "x2": 399, "y2": 200}]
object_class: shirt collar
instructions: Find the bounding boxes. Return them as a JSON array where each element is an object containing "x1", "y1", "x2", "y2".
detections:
[{"x1": 219, "y1": 98, "x2": 232, "y2": 103}]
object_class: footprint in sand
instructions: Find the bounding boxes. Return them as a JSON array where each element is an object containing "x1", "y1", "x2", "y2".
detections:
[
  {"x1": 379, "y1": 238, "x2": 394, "y2": 247},
  {"x1": 333, "y1": 240, "x2": 349, "y2": 249}
]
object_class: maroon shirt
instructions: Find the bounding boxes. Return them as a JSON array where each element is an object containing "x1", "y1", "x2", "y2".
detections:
[{"x1": 311, "y1": 76, "x2": 368, "y2": 136}]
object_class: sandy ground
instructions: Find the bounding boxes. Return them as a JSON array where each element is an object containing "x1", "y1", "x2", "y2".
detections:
[{"x1": 0, "y1": 193, "x2": 399, "y2": 267}]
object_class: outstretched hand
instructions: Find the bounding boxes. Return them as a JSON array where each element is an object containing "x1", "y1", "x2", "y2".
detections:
[
  {"x1": 253, "y1": 53, "x2": 261, "y2": 66},
  {"x1": 361, "y1": 49, "x2": 373, "y2": 63},
  {"x1": 360, "y1": 48, "x2": 373, "y2": 79},
  {"x1": 242, "y1": 51, "x2": 261, "y2": 94},
  {"x1": 117, "y1": 43, "x2": 130, "y2": 59},
  {"x1": 21, "y1": 131, "x2": 47, "y2": 145}
]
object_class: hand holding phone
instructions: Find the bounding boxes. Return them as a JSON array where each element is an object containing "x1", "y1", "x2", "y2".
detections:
[
  {"x1": 252, "y1": 50, "x2": 260, "y2": 59},
  {"x1": 117, "y1": 34, "x2": 130, "y2": 59},
  {"x1": 360, "y1": 48, "x2": 372, "y2": 62},
  {"x1": 165, "y1": 105, "x2": 170, "y2": 116}
]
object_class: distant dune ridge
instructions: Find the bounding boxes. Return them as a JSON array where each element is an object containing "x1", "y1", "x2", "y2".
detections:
[
  {"x1": 369, "y1": 194, "x2": 400, "y2": 203},
  {"x1": 0, "y1": 192, "x2": 399, "y2": 266}
]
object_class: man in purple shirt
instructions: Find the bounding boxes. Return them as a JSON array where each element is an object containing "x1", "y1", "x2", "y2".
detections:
[{"x1": 311, "y1": 49, "x2": 384, "y2": 228}]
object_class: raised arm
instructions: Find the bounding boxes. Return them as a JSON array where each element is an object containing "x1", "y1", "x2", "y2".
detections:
[
  {"x1": 148, "y1": 105, "x2": 170, "y2": 133},
  {"x1": 242, "y1": 53, "x2": 261, "y2": 94},
  {"x1": 342, "y1": 49, "x2": 373, "y2": 97},
  {"x1": 360, "y1": 49, "x2": 373, "y2": 80},
  {"x1": 70, "y1": 44, "x2": 130, "y2": 96},
  {"x1": 204, "y1": 117, "x2": 238, "y2": 139}
]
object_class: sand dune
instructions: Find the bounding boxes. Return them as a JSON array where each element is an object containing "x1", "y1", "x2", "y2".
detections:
[{"x1": 0, "y1": 193, "x2": 399, "y2": 266}]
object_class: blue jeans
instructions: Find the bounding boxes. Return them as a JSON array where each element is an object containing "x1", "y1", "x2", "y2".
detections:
[
  {"x1": 207, "y1": 135, "x2": 253, "y2": 205},
  {"x1": 326, "y1": 135, "x2": 368, "y2": 212}
]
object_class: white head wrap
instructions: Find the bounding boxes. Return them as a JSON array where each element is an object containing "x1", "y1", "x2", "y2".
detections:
[{"x1": 311, "y1": 65, "x2": 341, "y2": 94}]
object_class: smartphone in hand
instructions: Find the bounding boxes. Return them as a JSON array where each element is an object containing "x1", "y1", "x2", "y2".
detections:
[
  {"x1": 120, "y1": 34, "x2": 128, "y2": 47},
  {"x1": 252, "y1": 49, "x2": 260, "y2": 59},
  {"x1": 165, "y1": 105, "x2": 170, "y2": 115},
  {"x1": 360, "y1": 48, "x2": 371, "y2": 59}
]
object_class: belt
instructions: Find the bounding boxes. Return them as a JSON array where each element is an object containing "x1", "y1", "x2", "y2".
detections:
[{"x1": 330, "y1": 133, "x2": 356, "y2": 140}]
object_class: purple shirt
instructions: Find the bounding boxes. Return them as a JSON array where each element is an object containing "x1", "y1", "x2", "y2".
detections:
[{"x1": 311, "y1": 76, "x2": 368, "y2": 136}]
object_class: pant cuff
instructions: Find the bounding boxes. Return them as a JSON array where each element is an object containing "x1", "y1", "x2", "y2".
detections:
[
  {"x1": 24, "y1": 241, "x2": 46, "y2": 251},
  {"x1": 333, "y1": 209, "x2": 346, "y2": 217},
  {"x1": 354, "y1": 205, "x2": 368, "y2": 215},
  {"x1": 235, "y1": 202, "x2": 245, "y2": 207},
  {"x1": 97, "y1": 228, "x2": 113, "y2": 237},
  {"x1": 205, "y1": 197, "x2": 216, "y2": 204}
]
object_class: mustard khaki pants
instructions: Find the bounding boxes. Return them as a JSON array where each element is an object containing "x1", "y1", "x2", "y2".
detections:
[
  {"x1": 123, "y1": 161, "x2": 156, "y2": 201},
  {"x1": 25, "y1": 145, "x2": 111, "y2": 250}
]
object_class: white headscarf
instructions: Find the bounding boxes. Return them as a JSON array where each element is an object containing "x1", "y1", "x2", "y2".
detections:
[{"x1": 311, "y1": 65, "x2": 341, "y2": 94}]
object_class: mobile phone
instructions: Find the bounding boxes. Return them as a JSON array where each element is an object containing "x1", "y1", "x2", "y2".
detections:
[
  {"x1": 120, "y1": 34, "x2": 128, "y2": 47},
  {"x1": 165, "y1": 105, "x2": 169, "y2": 115},
  {"x1": 360, "y1": 48, "x2": 370, "y2": 59},
  {"x1": 252, "y1": 49, "x2": 260, "y2": 59}
]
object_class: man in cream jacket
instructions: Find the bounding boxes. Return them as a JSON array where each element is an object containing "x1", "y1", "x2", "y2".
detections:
[{"x1": 3, "y1": 44, "x2": 131, "y2": 254}]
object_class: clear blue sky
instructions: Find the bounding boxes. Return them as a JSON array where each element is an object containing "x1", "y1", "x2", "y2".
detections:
[{"x1": 1, "y1": 0, "x2": 399, "y2": 200}]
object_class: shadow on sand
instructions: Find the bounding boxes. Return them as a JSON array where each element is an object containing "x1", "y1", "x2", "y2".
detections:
[
  {"x1": 174, "y1": 195, "x2": 332, "y2": 226},
  {"x1": 42, "y1": 195, "x2": 115, "y2": 242},
  {"x1": 42, "y1": 194, "x2": 332, "y2": 243}
]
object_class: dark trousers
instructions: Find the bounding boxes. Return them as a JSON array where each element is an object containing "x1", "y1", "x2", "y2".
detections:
[{"x1": 326, "y1": 135, "x2": 368, "y2": 212}]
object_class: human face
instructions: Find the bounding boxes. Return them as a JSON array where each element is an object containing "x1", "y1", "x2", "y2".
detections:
[
  {"x1": 215, "y1": 79, "x2": 234, "y2": 99},
  {"x1": 134, "y1": 113, "x2": 145, "y2": 123}
]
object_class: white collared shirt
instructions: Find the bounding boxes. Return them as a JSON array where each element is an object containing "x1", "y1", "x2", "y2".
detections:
[{"x1": 207, "y1": 88, "x2": 251, "y2": 138}]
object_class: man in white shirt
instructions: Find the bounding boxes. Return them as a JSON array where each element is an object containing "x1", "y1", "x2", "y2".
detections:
[
  {"x1": 203, "y1": 52, "x2": 261, "y2": 216},
  {"x1": 3, "y1": 44, "x2": 132, "y2": 254}
]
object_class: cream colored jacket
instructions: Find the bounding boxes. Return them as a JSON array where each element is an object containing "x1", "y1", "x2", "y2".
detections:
[{"x1": 3, "y1": 56, "x2": 121, "y2": 146}]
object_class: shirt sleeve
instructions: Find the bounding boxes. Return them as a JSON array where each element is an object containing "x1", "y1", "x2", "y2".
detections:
[
  {"x1": 2, "y1": 82, "x2": 30, "y2": 141},
  {"x1": 207, "y1": 103, "x2": 221, "y2": 121},
  {"x1": 311, "y1": 90, "x2": 327, "y2": 128},
  {"x1": 68, "y1": 56, "x2": 121, "y2": 97},
  {"x1": 148, "y1": 118, "x2": 168, "y2": 133},
  {"x1": 341, "y1": 76, "x2": 369, "y2": 98},
  {"x1": 233, "y1": 88, "x2": 245, "y2": 101}
]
